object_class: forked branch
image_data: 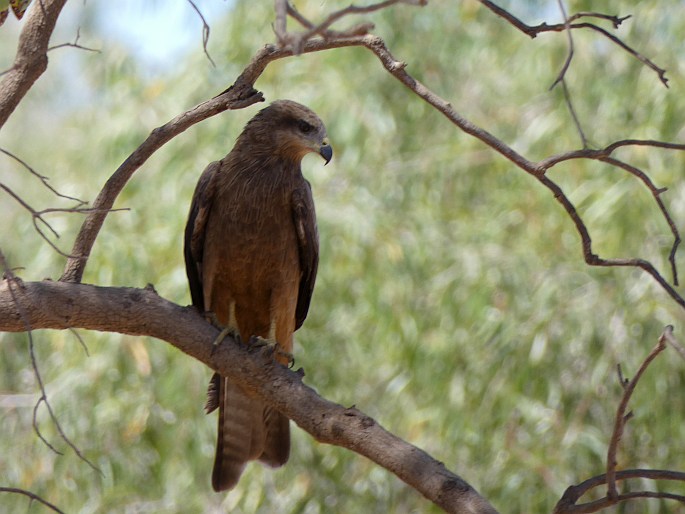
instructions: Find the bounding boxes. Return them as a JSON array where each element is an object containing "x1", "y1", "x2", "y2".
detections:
[
  {"x1": 478, "y1": 0, "x2": 667, "y2": 86},
  {"x1": 554, "y1": 327, "x2": 685, "y2": 513}
]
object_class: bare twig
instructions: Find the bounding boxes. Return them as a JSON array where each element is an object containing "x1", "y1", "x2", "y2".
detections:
[
  {"x1": 661, "y1": 327, "x2": 685, "y2": 361},
  {"x1": 0, "y1": 148, "x2": 87, "y2": 205},
  {"x1": 478, "y1": 1, "x2": 668, "y2": 87},
  {"x1": 600, "y1": 157, "x2": 681, "y2": 286},
  {"x1": 277, "y1": 0, "x2": 426, "y2": 52},
  {"x1": 48, "y1": 27, "x2": 100, "y2": 54},
  {"x1": 550, "y1": 0, "x2": 574, "y2": 90},
  {"x1": 1, "y1": 265, "x2": 100, "y2": 473},
  {"x1": 560, "y1": 79, "x2": 588, "y2": 148},
  {"x1": 353, "y1": 34, "x2": 685, "y2": 308},
  {"x1": 605, "y1": 328, "x2": 669, "y2": 499},
  {"x1": 552, "y1": 328, "x2": 684, "y2": 514},
  {"x1": 0, "y1": 487, "x2": 66, "y2": 514},
  {"x1": 554, "y1": 469, "x2": 685, "y2": 514},
  {"x1": 186, "y1": 0, "x2": 215, "y2": 67},
  {"x1": 68, "y1": 327, "x2": 90, "y2": 356},
  {"x1": 1, "y1": 181, "x2": 128, "y2": 259}
]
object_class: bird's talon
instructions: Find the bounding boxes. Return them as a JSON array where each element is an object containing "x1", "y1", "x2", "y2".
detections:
[
  {"x1": 210, "y1": 326, "x2": 241, "y2": 356},
  {"x1": 247, "y1": 336, "x2": 293, "y2": 365}
]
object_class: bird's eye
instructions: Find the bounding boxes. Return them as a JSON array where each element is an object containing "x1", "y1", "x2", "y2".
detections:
[{"x1": 298, "y1": 120, "x2": 314, "y2": 134}]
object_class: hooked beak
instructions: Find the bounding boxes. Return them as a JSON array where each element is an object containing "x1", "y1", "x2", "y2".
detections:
[{"x1": 319, "y1": 141, "x2": 333, "y2": 165}]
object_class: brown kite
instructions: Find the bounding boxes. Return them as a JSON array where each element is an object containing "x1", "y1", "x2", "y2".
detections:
[{"x1": 184, "y1": 100, "x2": 331, "y2": 491}]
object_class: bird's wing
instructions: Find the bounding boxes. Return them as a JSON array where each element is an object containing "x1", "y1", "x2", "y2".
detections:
[
  {"x1": 292, "y1": 180, "x2": 319, "y2": 330},
  {"x1": 184, "y1": 160, "x2": 221, "y2": 312}
]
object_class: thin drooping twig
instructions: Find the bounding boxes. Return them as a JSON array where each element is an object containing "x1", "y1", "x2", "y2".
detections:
[
  {"x1": 550, "y1": 0, "x2": 574, "y2": 90},
  {"x1": 186, "y1": 0, "x2": 215, "y2": 67},
  {"x1": 605, "y1": 328, "x2": 669, "y2": 499},
  {"x1": 47, "y1": 27, "x2": 100, "y2": 54},
  {"x1": 551, "y1": 2, "x2": 590, "y2": 148},
  {"x1": 0, "y1": 279, "x2": 500, "y2": 514},
  {"x1": 560, "y1": 80, "x2": 588, "y2": 148},
  {"x1": 1, "y1": 181, "x2": 128, "y2": 259},
  {"x1": 478, "y1": 0, "x2": 668, "y2": 87},
  {"x1": 0, "y1": 148, "x2": 87, "y2": 205},
  {"x1": 601, "y1": 156, "x2": 681, "y2": 286},
  {"x1": 0, "y1": 487, "x2": 66, "y2": 514},
  {"x1": 0, "y1": 264, "x2": 100, "y2": 474},
  {"x1": 68, "y1": 327, "x2": 90, "y2": 356}
]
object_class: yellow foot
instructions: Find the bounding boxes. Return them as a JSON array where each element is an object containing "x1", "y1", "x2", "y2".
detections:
[
  {"x1": 210, "y1": 327, "x2": 241, "y2": 356},
  {"x1": 248, "y1": 336, "x2": 294, "y2": 367},
  {"x1": 203, "y1": 312, "x2": 241, "y2": 355}
]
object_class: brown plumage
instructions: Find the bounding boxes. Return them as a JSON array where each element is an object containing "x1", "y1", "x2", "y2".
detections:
[{"x1": 184, "y1": 100, "x2": 331, "y2": 492}]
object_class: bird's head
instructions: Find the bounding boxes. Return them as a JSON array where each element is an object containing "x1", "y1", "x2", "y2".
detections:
[{"x1": 241, "y1": 99, "x2": 332, "y2": 165}]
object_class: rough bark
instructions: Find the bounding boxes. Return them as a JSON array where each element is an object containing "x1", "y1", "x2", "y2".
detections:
[
  {"x1": 0, "y1": 278, "x2": 499, "y2": 514},
  {"x1": 0, "y1": 0, "x2": 68, "y2": 129}
]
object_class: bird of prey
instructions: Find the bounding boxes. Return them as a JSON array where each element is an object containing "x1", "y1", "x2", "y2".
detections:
[{"x1": 184, "y1": 100, "x2": 332, "y2": 492}]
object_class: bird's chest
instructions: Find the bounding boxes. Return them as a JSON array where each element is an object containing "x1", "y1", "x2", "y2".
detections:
[{"x1": 205, "y1": 176, "x2": 300, "y2": 283}]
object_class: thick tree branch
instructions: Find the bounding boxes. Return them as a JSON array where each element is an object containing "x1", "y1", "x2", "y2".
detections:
[
  {"x1": 0, "y1": 0, "x2": 68, "y2": 128},
  {"x1": 0, "y1": 279, "x2": 499, "y2": 514}
]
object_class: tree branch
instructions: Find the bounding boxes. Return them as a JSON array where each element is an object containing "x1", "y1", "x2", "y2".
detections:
[
  {"x1": 0, "y1": 278, "x2": 499, "y2": 514},
  {"x1": 478, "y1": 1, "x2": 668, "y2": 87},
  {"x1": 553, "y1": 327, "x2": 685, "y2": 513},
  {"x1": 354, "y1": 35, "x2": 685, "y2": 309},
  {"x1": 0, "y1": 0, "x2": 68, "y2": 128},
  {"x1": 606, "y1": 328, "x2": 669, "y2": 499},
  {"x1": 60, "y1": 35, "x2": 383, "y2": 283},
  {"x1": 554, "y1": 469, "x2": 685, "y2": 513},
  {"x1": 61, "y1": 27, "x2": 685, "y2": 320},
  {"x1": 0, "y1": 487, "x2": 66, "y2": 514}
]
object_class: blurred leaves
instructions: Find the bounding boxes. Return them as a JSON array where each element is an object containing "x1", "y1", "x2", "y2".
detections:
[{"x1": 1, "y1": 0, "x2": 685, "y2": 513}]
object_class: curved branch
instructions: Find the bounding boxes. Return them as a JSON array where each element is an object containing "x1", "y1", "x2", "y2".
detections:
[
  {"x1": 478, "y1": 1, "x2": 667, "y2": 86},
  {"x1": 0, "y1": 487, "x2": 66, "y2": 514},
  {"x1": 61, "y1": 29, "x2": 685, "y2": 314},
  {"x1": 60, "y1": 36, "x2": 377, "y2": 283},
  {"x1": 356, "y1": 35, "x2": 685, "y2": 309},
  {"x1": 0, "y1": 278, "x2": 499, "y2": 514},
  {"x1": 0, "y1": 0, "x2": 68, "y2": 128},
  {"x1": 606, "y1": 329, "x2": 669, "y2": 499},
  {"x1": 554, "y1": 468, "x2": 685, "y2": 513}
]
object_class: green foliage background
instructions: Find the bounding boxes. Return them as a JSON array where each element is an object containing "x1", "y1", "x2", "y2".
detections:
[{"x1": 1, "y1": 1, "x2": 685, "y2": 512}]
